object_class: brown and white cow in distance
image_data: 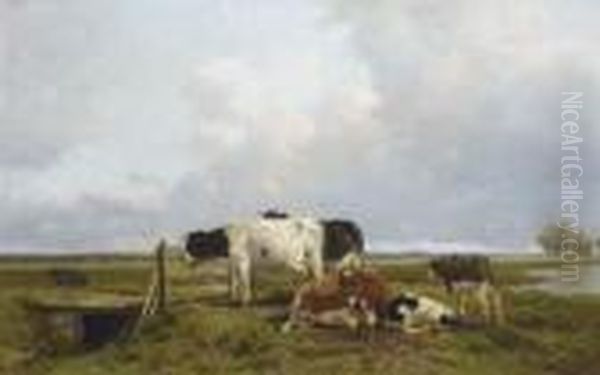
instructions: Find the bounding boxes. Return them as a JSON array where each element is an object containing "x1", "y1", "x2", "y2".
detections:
[{"x1": 429, "y1": 254, "x2": 504, "y2": 324}]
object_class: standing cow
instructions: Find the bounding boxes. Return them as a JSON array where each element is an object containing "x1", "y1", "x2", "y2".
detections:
[
  {"x1": 184, "y1": 216, "x2": 364, "y2": 305},
  {"x1": 429, "y1": 254, "x2": 504, "y2": 324}
]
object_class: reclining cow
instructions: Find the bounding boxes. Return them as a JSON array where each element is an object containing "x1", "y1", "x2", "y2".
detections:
[
  {"x1": 184, "y1": 216, "x2": 365, "y2": 305},
  {"x1": 386, "y1": 292, "x2": 460, "y2": 334},
  {"x1": 429, "y1": 254, "x2": 504, "y2": 324},
  {"x1": 282, "y1": 253, "x2": 387, "y2": 335}
]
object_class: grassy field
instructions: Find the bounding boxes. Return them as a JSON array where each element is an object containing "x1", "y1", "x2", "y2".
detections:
[{"x1": 0, "y1": 255, "x2": 599, "y2": 375}]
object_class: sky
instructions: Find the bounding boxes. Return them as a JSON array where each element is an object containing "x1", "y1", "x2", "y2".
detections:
[{"x1": 0, "y1": 0, "x2": 599, "y2": 253}]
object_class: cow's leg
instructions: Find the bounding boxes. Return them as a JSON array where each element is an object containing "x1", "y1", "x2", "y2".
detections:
[
  {"x1": 402, "y1": 314, "x2": 423, "y2": 334},
  {"x1": 229, "y1": 259, "x2": 240, "y2": 304},
  {"x1": 477, "y1": 282, "x2": 491, "y2": 323},
  {"x1": 239, "y1": 257, "x2": 253, "y2": 306},
  {"x1": 356, "y1": 298, "x2": 378, "y2": 332},
  {"x1": 183, "y1": 251, "x2": 198, "y2": 268},
  {"x1": 457, "y1": 290, "x2": 467, "y2": 317},
  {"x1": 281, "y1": 285, "x2": 307, "y2": 333},
  {"x1": 491, "y1": 287, "x2": 505, "y2": 325},
  {"x1": 316, "y1": 309, "x2": 359, "y2": 331},
  {"x1": 313, "y1": 252, "x2": 324, "y2": 281},
  {"x1": 281, "y1": 317, "x2": 296, "y2": 333},
  {"x1": 310, "y1": 249, "x2": 324, "y2": 281},
  {"x1": 361, "y1": 308, "x2": 378, "y2": 342},
  {"x1": 427, "y1": 268, "x2": 437, "y2": 283}
]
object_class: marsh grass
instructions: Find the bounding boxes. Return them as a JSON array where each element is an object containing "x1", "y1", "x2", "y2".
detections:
[{"x1": 0, "y1": 256, "x2": 599, "y2": 374}]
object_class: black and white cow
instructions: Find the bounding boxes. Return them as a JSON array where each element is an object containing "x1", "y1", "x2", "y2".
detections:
[
  {"x1": 184, "y1": 216, "x2": 364, "y2": 305},
  {"x1": 386, "y1": 292, "x2": 460, "y2": 333},
  {"x1": 184, "y1": 218, "x2": 364, "y2": 262}
]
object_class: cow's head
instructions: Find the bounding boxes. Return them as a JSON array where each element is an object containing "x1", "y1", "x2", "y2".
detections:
[
  {"x1": 321, "y1": 220, "x2": 365, "y2": 261},
  {"x1": 387, "y1": 292, "x2": 420, "y2": 322},
  {"x1": 184, "y1": 228, "x2": 229, "y2": 265},
  {"x1": 336, "y1": 252, "x2": 366, "y2": 278}
]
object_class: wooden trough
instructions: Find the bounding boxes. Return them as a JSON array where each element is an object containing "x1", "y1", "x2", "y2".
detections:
[
  {"x1": 23, "y1": 240, "x2": 168, "y2": 354},
  {"x1": 24, "y1": 293, "x2": 144, "y2": 353}
]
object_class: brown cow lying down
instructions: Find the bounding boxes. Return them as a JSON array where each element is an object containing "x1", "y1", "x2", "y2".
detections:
[{"x1": 282, "y1": 255, "x2": 387, "y2": 333}]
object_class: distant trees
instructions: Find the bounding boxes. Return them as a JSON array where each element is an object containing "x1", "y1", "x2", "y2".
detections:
[{"x1": 536, "y1": 223, "x2": 593, "y2": 258}]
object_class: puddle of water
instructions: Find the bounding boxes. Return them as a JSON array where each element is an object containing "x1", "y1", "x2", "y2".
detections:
[{"x1": 524, "y1": 264, "x2": 600, "y2": 295}]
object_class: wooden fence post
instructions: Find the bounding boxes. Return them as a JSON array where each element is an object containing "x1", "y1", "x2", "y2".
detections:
[{"x1": 156, "y1": 239, "x2": 167, "y2": 313}]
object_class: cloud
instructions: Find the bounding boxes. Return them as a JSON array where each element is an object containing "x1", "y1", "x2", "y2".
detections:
[
  {"x1": 325, "y1": 0, "x2": 600, "y2": 243},
  {"x1": 184, "y1": 54, "x2": 382, "y2": 200},
  {"x1": 0, "y1": 0, "x2": 598, "y2": 252}
]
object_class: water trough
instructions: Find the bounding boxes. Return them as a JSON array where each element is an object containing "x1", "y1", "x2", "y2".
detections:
[{"x1": 24, "y1": 293, "x2": 144, "y2": 353}]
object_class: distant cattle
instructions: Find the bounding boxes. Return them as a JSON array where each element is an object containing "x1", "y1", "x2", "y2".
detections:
[
  {"x1": 429, "y1": 255, "x2": 504, "y2": 324},
  {"x1": 429, "y1": 254, "x2": 494, "y2": 293}
]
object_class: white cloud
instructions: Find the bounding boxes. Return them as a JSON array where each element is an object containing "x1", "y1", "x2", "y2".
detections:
[{"x1": 0, "y1": 0, "x2": 598, "y2": 252}]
